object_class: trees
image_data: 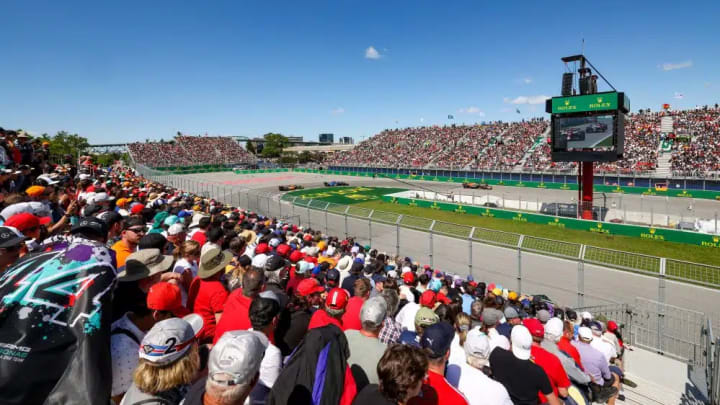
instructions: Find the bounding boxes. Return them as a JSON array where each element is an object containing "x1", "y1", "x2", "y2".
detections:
[
  {"x1": 260, "y1": 133, "x2": 289, "y2": 158},
  {"x1": 245, "y1": 140, "x2": 256, "y2": 155},
  {"x1": 44, "y1": 131, "x2": 90, "y2": 160}
]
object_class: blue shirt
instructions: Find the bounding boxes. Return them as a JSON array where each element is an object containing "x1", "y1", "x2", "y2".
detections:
[{"x1": 461, "y1": 293, "x2": 474, "y2": 314}]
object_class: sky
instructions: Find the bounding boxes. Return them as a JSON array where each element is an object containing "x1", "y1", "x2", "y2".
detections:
[{"x1": 1, "y1": 1, "x2": 718, "y2": 144}]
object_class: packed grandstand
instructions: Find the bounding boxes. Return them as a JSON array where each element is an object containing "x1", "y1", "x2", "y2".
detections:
[{"x1": 127, "y1": 106, "x2": 720, "y2": 178}]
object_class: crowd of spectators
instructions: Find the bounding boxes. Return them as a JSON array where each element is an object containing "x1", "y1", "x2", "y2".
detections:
[
  {"x1": 668, "y1": 107, "x2": 720, "y2": 177},
  {"x1": 327, "y1": 120, "x2": 548, "y2": 170},
  {"x1": 0, "y1": 131, "x2": 634, "y2": 404},
  {"x1": 128, "y1": 136, "x2": 254, "y2": 168}
]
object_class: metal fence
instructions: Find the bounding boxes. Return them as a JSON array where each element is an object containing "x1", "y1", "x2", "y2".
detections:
[{"x1": 140, "y1": 168, "x2": 720, "y2": 365}]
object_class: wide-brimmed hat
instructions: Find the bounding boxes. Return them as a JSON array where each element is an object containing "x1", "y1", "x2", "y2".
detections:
[
  {"x1": 189, "y1": 213, "x2": 209, "y2": 229},
  {"x1": 117, "y1": 248, "x2": 174, "y2": 282},
  {"x1": 198, "y1": 247, "x2": 233, "y2": 279}
]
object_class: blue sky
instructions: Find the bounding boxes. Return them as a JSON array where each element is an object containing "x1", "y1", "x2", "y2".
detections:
[{"x1": 1, "y1": 1, "x2": 718, "y2": 144}]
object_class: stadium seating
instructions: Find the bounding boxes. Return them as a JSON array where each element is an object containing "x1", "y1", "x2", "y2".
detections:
[{"x1": 128, "y1": 135, "x2": 254, "y2": 168}]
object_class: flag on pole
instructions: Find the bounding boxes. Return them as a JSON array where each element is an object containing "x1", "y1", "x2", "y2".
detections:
[
  {"x1": 516, "y1": 108, "x2": 521, "y2": 114},
  {"x1": 448, "y1": 115, "x2": 454, "y2": 119}
]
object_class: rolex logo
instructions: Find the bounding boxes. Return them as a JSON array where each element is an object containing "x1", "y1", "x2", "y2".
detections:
[
  {"x1": 649, "y1": 228, "x2": 656, "y2": 234},
  {"x1": 564, "y1": 100, "x2": 570, "y2": 106},
  {"x1": 597, "y1": 97, "x2": 603, "y2": 103},
  {"x1": 713, "y1": 236, "x2": 719, "y2": 243}
]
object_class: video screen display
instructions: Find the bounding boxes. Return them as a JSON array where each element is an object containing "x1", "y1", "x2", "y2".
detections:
[{"x1": 553, "y1": 115, "x2": 615, "y2": 152}]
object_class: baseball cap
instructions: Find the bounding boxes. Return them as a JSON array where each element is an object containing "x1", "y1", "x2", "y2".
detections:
[
  {"x1": 167, "y1": 223, "x2": 185, "y2": 236},
  {"x1": 536, "y1": 309, "x2": 551, "y2": 323},
  {"x1": 264, "y1": 255, "x2": 287, "y2": 272},
  {"x1": 421, "y1": 322, "x2": 454, "y2": 358},
  {"x1": 325, "y1": 288, "x2": 349, "y2": 310},
  {"x1": 482, "y1": 308, "x2": 502, "y2": 327},
  {"x1": 464, "y1": 328, "x2": 491, "y2": 359},
  {"x1": 360, "y1": 297, "x2": 387, "y2": 328},
  {"x1": 402, "y1": 272, "x2": 415, "y2": 284},
  {"x1": 581, "y1": 311, "x2": 593, "y2": 321},
  {"x1": 139, "y1": 318, "x2": 197, "y2": 365},
  {"x1": 209, "y1": 330, "x2": 268, "y2": 386},
  {"x1": 504, "y1": 307, "x2": 519, "y2": 320},
  {"x1": 419, "y1": 290, "x2": 437, "y2": 308},
  {"x1": 414, "y1": 307, "x2": 439, "y2": 328},
  {"x1": 578, "y1": 326, "x2": 593, "y2": 341},
  {"x1": 289, "y1": 250, "x2": 304, "y2": 263},
  {"x1": 4, "y1": 212, "x2": 51, "y2": 232},
  {"x1": 510, "y1": 325, "x2": 532, "y2": 360},
  {"x1": 607, "y1": 320, "x2": 619, "y2": 332},
  {"x1": 297, "y1": 278, "x2": 325, "y2": 297},
  {"x1": 325, "y1": 268, "x2": 340, "y2": 283},
  {"x1": 523, "y1": 318, "x2": 544, "y2": 338},
  {"x1": 0, "y1": 226, "x2": 27, "y2": 248},
  {"x1": 545, "y1": 318, "x2": 564, "y2": 339},
  {"x1": 276, "y1": 244, "x2": 290, "y2": 257},
  {"x1": 590, "y1": 321, "x2": 603, "y2": 334},
  {"x1": 70, "y1": 216, "x2": 109, "y2": 238},
  {"x1": 147, "y1": 282, "x2": 189, "y2": 317}
]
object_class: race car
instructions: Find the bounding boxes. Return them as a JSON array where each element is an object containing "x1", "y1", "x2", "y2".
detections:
[
  {"x1": 278, "y1": 184, "x2": 304, "y2": 191},
  {"x1": 562, "y1": 127, "x2": 585, "y2": 141},
  {"x1": 462, "y1": 182, "x2": 492, "y2": 190},
  {"x1": 586, "y1": 122, "x2": 608, "y2": 133},
  {"x1": 324, "y1": 181, "x2": 349, "y2": 187}
]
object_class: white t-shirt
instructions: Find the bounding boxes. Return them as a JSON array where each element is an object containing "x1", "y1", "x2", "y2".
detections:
[
  {"x1": 173, "y1": 258, "x2": 198, "y2": 306},
  {"x1": 488, "y1": 328, "x2": 510, "y2": 352},
  {"x1": 395, "y1": 302, "x2": 420, "y2": 332},
  {"x1": 110, "y1": 313, "x2": 145, "y2": 397},
  {"x1": 454, "y1": 361, "x2": 513, "y2": 405},
  {"x1": 246, "y1": 330, "x2": 282, "y2": 405},
  {"x1": 448, "y1": 333, "x2": 466, "y2": 368}
]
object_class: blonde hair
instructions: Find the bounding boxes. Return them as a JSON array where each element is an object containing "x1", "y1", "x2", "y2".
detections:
[
  {"x1": 175, "y1": 240, "x2": 201, "y2": 260},
  {"x1": 455, "y1": 312, "x2": 472, "y2": 346},
  {"x1": 133, "y1": 343, "x2": 200, "y2": 394}
]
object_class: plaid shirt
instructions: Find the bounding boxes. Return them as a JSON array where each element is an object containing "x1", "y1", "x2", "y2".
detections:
[{"x1": 379, "y1": 315, "x2": 402, "y2": 344}]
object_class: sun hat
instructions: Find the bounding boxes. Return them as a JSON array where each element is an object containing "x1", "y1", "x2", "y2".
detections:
[
  {"x1": 117, "y1": 249, "x2": 174, "y2": 282},
  {"x1": 198, "y1": 247, "x2": 233, "y2": 279}
]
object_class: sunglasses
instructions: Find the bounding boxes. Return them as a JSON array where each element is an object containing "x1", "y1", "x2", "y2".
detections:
[{"x1": 127, "y1": 227, "x2": 147, "y2": 233}]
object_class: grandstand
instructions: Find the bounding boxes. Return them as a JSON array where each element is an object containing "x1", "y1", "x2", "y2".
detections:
[
  {"x1": 327, "y1": 105, "x2": 720, "y2": 177},
  {"x1": 127, "y1": 135, "x2": 255, "y2": 168}
]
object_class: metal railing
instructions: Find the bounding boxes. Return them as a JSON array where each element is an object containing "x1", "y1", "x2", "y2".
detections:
[{"x1": 139, "y1": 167, "x2": 720, "y2": 365}]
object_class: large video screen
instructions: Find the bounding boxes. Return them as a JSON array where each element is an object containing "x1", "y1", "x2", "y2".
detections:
[{"x1": 552, "y1": 114, "x2": 615, "y2": 152}]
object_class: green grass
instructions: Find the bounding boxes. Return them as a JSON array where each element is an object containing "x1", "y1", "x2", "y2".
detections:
[{"x1": 352, "y1": 200, "x2": 720, "y2": 268}]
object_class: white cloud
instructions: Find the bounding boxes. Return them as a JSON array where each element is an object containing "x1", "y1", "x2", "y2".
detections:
[
  {"x1": 504, "y1": 95, "x2": 549, "y2": 105},
  {"x1": 673, "y1": 92, "x2": 684, "y2": 100},
  {"x1": 420, "y1": 117, "x2": 425, "y2": 123},
  {"x1": 660, "y1": 60, "x2": 693, "y2": 71},
  {"x1": 365, "y1": 46, "x2": 381, "y2": 59},
  {"x1": 331, "y1": 107, "x2": 345, "y2": 115},
  {"x1": 458, "y1": 106, "x2": 485, "y2": 116}
]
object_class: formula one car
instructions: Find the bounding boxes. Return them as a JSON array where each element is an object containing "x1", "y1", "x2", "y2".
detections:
[
  {"x1": 586, "y1": 123, "x2": 608, "y2": 133},
  {"x1": 278, "y1": 184, "x2": 304, "y2": 191},
  {"x1": 462, "y1": 182, "x2": 492, "y2": 190},
  {"x1": 324, "y1": 181, "x2": 349, "y2": 187},
  {"x1": 562, "y1": 127, "x2": 585, "y2": 141}
]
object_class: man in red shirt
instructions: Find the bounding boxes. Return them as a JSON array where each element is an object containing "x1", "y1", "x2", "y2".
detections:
[
  {"x1": 213, "y1": 267, "x2": 265, "y2": 343},
  {"x1": 187, "y1": 247, "x2": 231, "y2": 344},
  {"x1": 524, "y1": 318, "x2": 571, "y2": 403},
  {"x1": 557, "y1": 319, "x2": 584, "y2": 370},
  {"x1": 308, "y1": 288, "x2": 348, "y2": 330},
  {"x1": 409, "y1": 322, "x2": 468, "y2": 405},
  {"x1": 188, "y1": 215, "x2": 210, "y2": 247},
  {"x1": 341, "y1": 278, "x2": 371, "y2": 330}
]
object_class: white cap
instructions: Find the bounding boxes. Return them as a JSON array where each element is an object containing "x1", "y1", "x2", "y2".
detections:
[
  {"x1": 464, "y1": 328, "x2": 491, "y2": 360},
  {"x1": 269, "y1": 238, "x2": 281, "y2": 248},
  {"x1": 581, "y1": 311, "x2": 593, "y2": 321},
  {"x1": 209, "y1": 330, "x2": 268, "y2": 386},
  {"x1": 168, "y1": 223, "x2": 186, "y2": 236},
  {"x1": 578, "y1": 326, "x2": 593, "y2": 341},
  {"x1": 251, "y1": 253, "x2": 268, "y2": 268},
  {"x1": 139, "y1": 318, "x2": 196, "y2": 365},
  {"x1": 510, "y1": 325, "x2": 532, "y2": 360},
  {"x1": 401, "y1": 266, "x2": 412, "y2": 274},
  {"x1": 544, "y1": 318, "x2": 564, "y2": 341}
]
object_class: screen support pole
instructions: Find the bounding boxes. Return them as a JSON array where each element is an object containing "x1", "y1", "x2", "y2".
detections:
[{"x1": 579, "y1": 161, "x2": 594, "y2": 219}]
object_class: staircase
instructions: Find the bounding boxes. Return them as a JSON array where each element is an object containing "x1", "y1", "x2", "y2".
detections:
[
  {"x1": 655, "y1": 152, "x2": 673, "y2": 178},
  {"x1": 514, "y1": 126, "x2": 550, "y2": 172}
]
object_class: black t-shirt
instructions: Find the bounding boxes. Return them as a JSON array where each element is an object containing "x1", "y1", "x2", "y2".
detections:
[
  {"x1": 275, "y1": 309, "x2": 312, "y2": 357},
  {"x1": 341, "y1": 274, "x2": 361, "y2": 294},
  {"x1": 489, "y1": 348, "x2": 553, "y2": 405},
  {"x1": 352, "y1": 384, "x2": 395, "y2": 405}
]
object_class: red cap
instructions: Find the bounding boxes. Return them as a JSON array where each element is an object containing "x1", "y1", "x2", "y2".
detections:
[
  {"x1": 292, "y1": 225, "x2": 298, "y2": 233},
  {"x1": 255, "y1": 243, "x2": 269, "y2": 254},
  {"x1": 340, "y1": 240, "x2": 349, "y2": 246},
  {"x1": 423, "y1": 265, "x2": 431, "y2": 270},
  {"x1": 303, "y1": 234, "x2": 313, "y2": 242},
  {"x1": 297, "y1": 278, "x2": 325, "y2": 297},
  {"x1": 436, "y1": 292, "x2": 451, "y2": 305},
  {"x1": 130, "y1": 204, "x2": 145, "y2": 215},
  {"x1": 289, "y1": 250, "x2": 305, "y2": 263},
  {"x1": 5, "y1": 212, "x2": 51, "y2": 232},
  {"x1": 419, "y1": 290, "x2": 437, "y2": 308},
  {"x1": 523, "y1": 318, "x2": 545, "y2": 338},
  {"x1": 146, "y1": 282, "x2": 189, "y2": 317},
  {"x1": 402, "y1": 272, "x2": 415, "y2": 284},
  {"x1": 487, "y1": 283, "x2": 496, "y2": 292},
  {"x1": 325, "y1": 288, "x2": 349, "y2": 310},
  {"x1": 304, "y1": 256, "x2": 318, "y2": 264},
  {"x1": 276, "y1": 244, "x2": 290, "y2": 257},
  {"x1": 607, "y1": 320, "x2": 618, "y2": 332}
]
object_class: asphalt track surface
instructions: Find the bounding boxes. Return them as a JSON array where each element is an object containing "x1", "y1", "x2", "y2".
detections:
[{"x1": 174, "y1": 171, "x2": 720, "y2": 338}]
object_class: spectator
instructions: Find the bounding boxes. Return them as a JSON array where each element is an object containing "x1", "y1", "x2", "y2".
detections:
[
  {"x1": 187, "y1": 247, "x2": 231, "y2": 344},
  {"x1": 0, "y1": 226, "x2": 26, "y2": 272},
  {"x1": 113, "y1": 216, "x2": 146, "y2": 268},
  {"x1": 572, "y1": 327, "x2": 619, "y2": 404},
  {"x1": 247, "y1": 293, "x2": 283, "y2": 405},
  {"x1": 489, "y1": 326, "x2": 561, "y2": 405},
  {"x1": 345, "y1": 297, "x2": 388, "y2": 391},
  {"x1": 182, "y1": 330, "x2": 266, "y2": 405},
  {"x1": 480, "y1": 308, "x2": 510, "y2": 352},
  {"x1": 188, "y1": 214, "x2": 211, "y2": 247},
  {"x1": 378, "y1": 288, "x2": 402, "y2": 344},
  {"x1": 447, "y1": 312, "x2": 471, "y2": 368},
  {"x1": 214, "y1": 266, "x2": 265, "y2": 343},
  {"x1": 343, "y1": 278, "x2": 372, "y2": 330},
  {"x1": 409, "y1": 322, "x2": 468, "y2": 405},
  {"x1": 113, "y1": 248, "x2": 174, "y2": 323},
  {"x1": 276, "y1": 277, "x2": 324, "y2": 356},
  {"x1": 541, "y1": 317, "x2": 591, "y2": 386},
  {"x1": 352, "y1": 344, "x2": 428, "y2": 405},
  {"x1": 173, "y1": 239, "x2": 201, "y2": 305},
  {"x1": 448, "y1": 328, "x2": 512, "y2": 405},
  {"x1": 308, "y1": 287, "x2": 349, "y2": 330},
  {"x1": 398, "y1": 307, "x2": 439, "y2": 347},
  {"x1": 120, "y1": 317, "x2": 202, "y2": 404},
  {"x1": 523, "y1": 318, "x2": 572, "y2": 403}
]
